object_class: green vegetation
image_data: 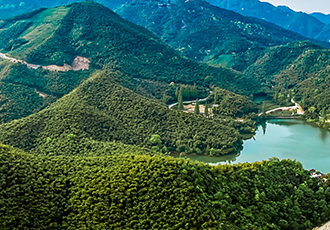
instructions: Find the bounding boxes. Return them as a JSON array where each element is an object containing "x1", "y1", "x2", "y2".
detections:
[
  {"x1": 178, "y1": 86, "x2": 184, "y2": 110},
  {"x1": 0, "y1": 1, "x2": 261, "y2": 125},
  {"x1": 0, "y1": 60, "x2": 57, "y2": 124},
  {"x1": 117, "y1": 0, "x2": 318, "y2": 68},
  {"x1": 210, "y1": 88, "x2": 258, "y2": 118},
  {"x1": 0, "y1": 59, "x2": 92, "y2": 123},
  {"x1": 194, "y1": 99, "x2": 200, "y2": 114},
  {"x1": 19, "y1": 1, "x2": 256, "y2": 96},
  {"x1": 1, "y1": 143, "x2": 329, "y2": 229},
  {"x1": 0, "y1": 70, "x2": 243, "y2": 156},
  {"x1": 0, "y1": 0, "x2": 125, "y2": 19},
  {"x1": 204, "y1": 103, "x2": 209, "y2": 117},
  {"x1": 1, "y1": 3, "x2": 330, "y2": 229}
]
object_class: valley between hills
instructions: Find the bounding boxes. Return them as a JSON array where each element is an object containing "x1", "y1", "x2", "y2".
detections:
[{"x1": 0, "y1": 0, "x2": 330, "y2": 229}]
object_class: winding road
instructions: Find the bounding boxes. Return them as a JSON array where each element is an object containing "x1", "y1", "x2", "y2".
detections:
[{"x1": 258, "y1": 99, "x2": 304, "y2": 116}]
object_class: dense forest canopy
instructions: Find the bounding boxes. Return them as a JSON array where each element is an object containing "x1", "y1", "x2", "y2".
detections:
[
  {"x1": 240, "y1": 41, "x2": 330, "y2": 121},
  {"x1": 1, "y1": 143, "x2": 329, "y2": 229},
  {"x1": 0, "y1": 1, "x2": 329, "y2": 229},
  {"x1": 116, "y1": 0, "x2": 329, "y2": 68},
  {"x1": 0, "y1": 70, "x2": 245, "y2": 156},
  {"x1": 0, "y1": 1, "x2": 263, "y2": 125}
]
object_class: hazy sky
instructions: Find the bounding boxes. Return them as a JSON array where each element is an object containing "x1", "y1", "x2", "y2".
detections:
[{"x1": 260, "y1": 0, "x2": 330, "y2": 14}]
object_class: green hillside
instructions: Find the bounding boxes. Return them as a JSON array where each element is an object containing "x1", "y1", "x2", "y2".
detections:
[
  {"x1": 0, "y1": 59, "x2": 58, "y2": 124},
  {"x1": 0, "y1": 70, "x2": 244, "y2": 156},
  {"x1": 0, "y1": 1, "x2": 260, "y2": 124},
  {"x1": 117, "y1": 0, "x2": 324, "y2": 68},
  {"x1": 243, "y1": 41, "x2": 324, "y2": 85},
  {"x1": 21, "y1": 1, "x2": 256, "y2": 96},
  {"x1": 238, "y1": 41, "x2": 330, "y2": 126},
  {"x1": 1, "y1": 143, "x2": 329, "y2": 229},
  {"x1": 273, "y1": 49, "x2": 330, "y2": 115}
]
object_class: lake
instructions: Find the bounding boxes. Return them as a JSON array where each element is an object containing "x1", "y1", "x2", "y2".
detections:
[{"x1": 178, "y1": 119, "x2": 330, "y2": 173}]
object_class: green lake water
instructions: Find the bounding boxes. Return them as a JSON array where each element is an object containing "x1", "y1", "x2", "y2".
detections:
[{"x1": 177, "y1": 119, "x2": 330, "y2": 173}]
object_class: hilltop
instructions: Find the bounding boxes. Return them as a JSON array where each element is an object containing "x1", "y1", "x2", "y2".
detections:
[
  {"x1": 0, "y1": 70, "x2": 244, "y2": 156},
  {"x1": 117, "y1": 0, "x2": 326, "y2": 68}
]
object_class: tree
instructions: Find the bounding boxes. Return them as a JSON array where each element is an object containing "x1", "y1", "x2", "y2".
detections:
[
  {"x1": 178, "y1": 87, "x2": 184, "y2": 110},
  {"x1": 194, "y1": 99, "x2": 200, "y2": 114},
  {"x1": 214, "y1": 92, "x2": 218, "y2": 104},
  {"x1": 150, "y1": 134, "x2": 161, "y2": 145},
  {"x1": 262, "y1": 101, "x2": 266, "y2": 116},
  {"x1": 162, "y1": 93, "x2": 167, "y2": 104},
  {"x1": 175, "y1": 87, "x2": 179, "y2": 98},
  {"x1": 308, "y1": 106, "x2": 316, "y2": 114},
  {"x1": 288, "y1": 90, "x2": 293, "y2": 102},
  {"x1": 274, "y1": 89, "x2": 279, "y2": 103},
  {"x1": 192, "y1": 83, "x2": 197, "y2": 98},
  {"x1": 204, "y1": 103, "x2": 209, "y2": 117},
  {"x1": 67, "y1": 134, "x2": 76, "y2": 141},
  {"x1": 319, "y1": 108, "x2": 326, "y2": 127}
]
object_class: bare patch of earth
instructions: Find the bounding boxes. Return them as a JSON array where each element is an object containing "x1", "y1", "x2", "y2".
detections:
[
  {"x1": 34, "y1": 88, "x2": 48, "y2": 98},
  {"x1": 1, "y1": 52, "x2": 90, "y2": 72}
]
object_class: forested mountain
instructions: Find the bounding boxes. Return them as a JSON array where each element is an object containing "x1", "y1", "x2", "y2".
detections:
[
  {"x1": 1, "y1": 143, "x2": 330, "y2": 229},
  {"x1": 238, "y1": 41, "x2": 330, "y2": 117},
  {"x1": 0, "y1": 70, "x2": 244, "y2": 156},
  {"x1": 116, "y1": 0, "x2": 328, "y2": 69},
  {"x1": 207, "y1": 0, "x2": 330, "y2": 43},
  {"x1": 0, "y1": 1, "x2": 259, "y2": 124},
  {"x1": 0, "y1": 2, "x2": 330, "y2": 229}
]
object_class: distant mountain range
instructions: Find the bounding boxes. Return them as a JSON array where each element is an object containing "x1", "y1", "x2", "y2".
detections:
[
  {"x1": 3, "y1": 0, "x2": 330, "y2": 44},
  {"x1": 310, "y1": 12, "x2": 330, "y2": 24},
  {"x1": 117, "y1": 0, "x2": 329, "y2": 70},
  {"x1": 207, "y1": 0, "x2": 330, "y2": 43}
]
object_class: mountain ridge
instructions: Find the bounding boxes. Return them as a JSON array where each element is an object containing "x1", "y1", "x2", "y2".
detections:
[
  {"x1": 117, "y1": 0, "x2": 329, "y2": 69},
  {"x1": 207, "y1": 0, "x2": 330, "y2": 43},
  {"x1": 0, "y1": 1, "x2": 260, "y2": 125}
]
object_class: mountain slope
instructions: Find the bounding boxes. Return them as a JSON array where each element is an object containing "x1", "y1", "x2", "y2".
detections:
[
  {"x1": 0, "y1": 1, "x2": 259, "y2": 124},
  {"x1": 0, "y1": 1, "x2": 258, "y2": 94},
  {"x1": 239, "y1": 41, "x2": 330, "y2": 117},
  {"x1": 116, "y1": 0, "x2": 326, "y2": 69},
  {"x1": 311, "y1": 12, "x2": 330, "y2": 24},
  {"x1": 207, "y1": 0, "x2": 330, "y2": 42},
  {"x1": 21, "y1": 1, "x2": 256, "y2": 96},
  {"x1": 1, "y1": 143, "x2": 330, "y2": 229},
  {"x1": 0, "y1": 70, "x2": 243, "y2": 156}
]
